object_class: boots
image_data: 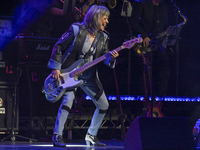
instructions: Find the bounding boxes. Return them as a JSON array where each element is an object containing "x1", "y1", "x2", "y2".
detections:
[
  {"x1": 52, "y1": 134, "x2": 66, "y2": 147},
  {"x1": 85, "y1": 132, "x2": 106, "y2": 146}
]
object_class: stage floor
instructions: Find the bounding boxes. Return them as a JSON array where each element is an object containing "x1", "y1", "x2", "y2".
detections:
[
  {"x1": 1, "y1": 140, "x2": 200, "y2": 150},
  {"x1": 0, "y1": 140, "x2": 124, "y2": 150}
]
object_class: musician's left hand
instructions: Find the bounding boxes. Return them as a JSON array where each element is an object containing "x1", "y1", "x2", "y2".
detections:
[
  {"x1": 143, "y1": 37, "x2": 151, "y2": 47},
  {"x1": 110, "y1": 50, "x2": 119, "y2": 59}
]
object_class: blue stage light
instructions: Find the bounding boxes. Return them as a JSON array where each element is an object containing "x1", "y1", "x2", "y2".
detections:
[{"x1": 83, "y1": 94, "x2": 200, "y2": 102}]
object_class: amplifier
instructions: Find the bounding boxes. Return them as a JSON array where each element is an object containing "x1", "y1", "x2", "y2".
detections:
[
  {"x1": 0, "y1": 84, "x2": 18, "y2": 131},
  {"x1": 0, "y1": 39, "x2": 18, "y2": 83},
  {"x1": 17, "y1": 36, "x2": 58, "y2": 62}
]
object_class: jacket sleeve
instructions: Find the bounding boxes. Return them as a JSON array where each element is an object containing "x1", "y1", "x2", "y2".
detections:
[
  {"x1": 47, "y1": 25, "x2": 75, "y2": 70},
  {"x1": 103, "y1": 37, "x2": 116, "y2": 68}
]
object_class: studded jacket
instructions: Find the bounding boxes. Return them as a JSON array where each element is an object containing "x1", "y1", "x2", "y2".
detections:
[{"x1": 47, "y1": 23, "x2": 115, "y2": 72}]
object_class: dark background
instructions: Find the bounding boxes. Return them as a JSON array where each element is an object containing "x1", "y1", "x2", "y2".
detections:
[
  {"x1": 0, "y1": 0, "x2": 200, "y2": 139},
  {"x1": 0, "y1": 0, "x2": 199, "y2": 97}
]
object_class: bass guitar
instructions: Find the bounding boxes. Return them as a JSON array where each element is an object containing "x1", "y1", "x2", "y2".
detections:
[
  {"x1": 147, "y1": 101, "x2": 164, "y2": 117},
  {"x1": 140, "y1": 52, "x2": 164, "y2": 117},
  {"x1": 43, "y1": 37, "x2": 143, "y2": 103}
]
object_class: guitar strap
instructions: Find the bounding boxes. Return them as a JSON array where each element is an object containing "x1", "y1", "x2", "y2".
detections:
[{"x1": 84, "y1": 33, "x2": 100, "y2": 62}]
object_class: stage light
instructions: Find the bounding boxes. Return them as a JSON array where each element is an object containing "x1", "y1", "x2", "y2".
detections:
[{"x1": 83, "y1": 94, "x2": 200, "y2": 102}]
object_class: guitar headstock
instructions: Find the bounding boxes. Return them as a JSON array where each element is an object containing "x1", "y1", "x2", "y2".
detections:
[{"x1": 122, "y1": 37, "x2": 143, "y2": 49}]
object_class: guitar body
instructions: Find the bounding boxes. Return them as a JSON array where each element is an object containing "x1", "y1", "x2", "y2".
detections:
[
  {"x1": 147, "y1": 102, "x2": 164, "y2": 117},
  {"x1": 134, "y1": 43, "x2": 152, "y2": 57},
  {"x1": 43, "y1": 59, "x2": 85, "y2": 103},
  {"x1": 134, "y1": 29, "x2": 168, "y2": 57},
  {"x1": 140, "y1": 47, "x2": 164, "y2": 118}
]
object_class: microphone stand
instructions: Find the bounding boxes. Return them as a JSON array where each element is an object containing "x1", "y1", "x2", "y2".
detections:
[
  {"x1": 121, "y1": 0, "x2": 139, "y2": 95},
  {"x1": 170, "y1": 0, "x2": 188, "y2": 96},
  {"x1": 122, "y1": 0, "x2": 133, "y2": 95},
  {"x1": 113, "y1": 67, "x2": 126, "y2": 140}
]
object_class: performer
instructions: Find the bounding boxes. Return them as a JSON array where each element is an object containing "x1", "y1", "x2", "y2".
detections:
[
  {"x1": 47, "y1": 5, "x2": 119, "y2": 147},
  {"x1": 130, "y1": 0, "x2": 170, "y2": 97}
]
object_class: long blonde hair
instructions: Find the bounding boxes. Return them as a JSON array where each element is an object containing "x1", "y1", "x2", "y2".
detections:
[{"x1": 83, "y1": 5, "x2": 110, "y2": 35}]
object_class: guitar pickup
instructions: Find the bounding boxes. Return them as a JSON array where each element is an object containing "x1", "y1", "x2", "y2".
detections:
[
  {"x1": 46, "y1": 93, "x2": 57, "y2": 98},
  {"x1": 59, "y1": 76, "x2": 65, "y2": 84}
]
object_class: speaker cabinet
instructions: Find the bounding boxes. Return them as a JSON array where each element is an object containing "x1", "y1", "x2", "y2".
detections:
[
  {"x1": 18, "y1": 63, "x2": 52, "y2": 117},
  {"x1": 0, "y1": 84, "x2": 18, "y2": 131},
  {"x1": 124, "y1": 117, "x2": 196, "y2": 150},
  {"x1": 0, "y1": 39, "x2": 18, "y2": 84}
]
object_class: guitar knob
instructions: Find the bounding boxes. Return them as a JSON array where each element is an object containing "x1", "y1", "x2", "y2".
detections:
[{"x1": 59, "y1": 86, "x2": 63, "y2": 89}]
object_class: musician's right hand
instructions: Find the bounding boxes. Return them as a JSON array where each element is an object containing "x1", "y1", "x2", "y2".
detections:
[
  {"x1": 51, "y1": 70, "x2": 61, "y2": 81},
  {"x1": 143, "y1": 37, "x2": 151, "y2": 47}
]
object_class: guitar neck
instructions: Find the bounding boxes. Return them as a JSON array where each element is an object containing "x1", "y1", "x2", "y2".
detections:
[
  {"x1": 70, "y1": 46, "x2": 124, "y2": 77},
  {"x1": 155, "y1": 30, "x2": 167, "y2": 40}
]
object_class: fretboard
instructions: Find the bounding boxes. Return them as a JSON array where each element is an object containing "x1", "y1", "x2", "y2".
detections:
[{"x1": 70, "y1": 46, "x2": 123, "y2": 77}]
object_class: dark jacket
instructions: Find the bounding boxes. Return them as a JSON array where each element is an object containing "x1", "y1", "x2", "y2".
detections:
[
  {"x1": 130, "y1": 0, "x2": 168, "y2": 39},
  {"x1": 47, "y1": 23, "x2": 115, "y2": 71}
]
